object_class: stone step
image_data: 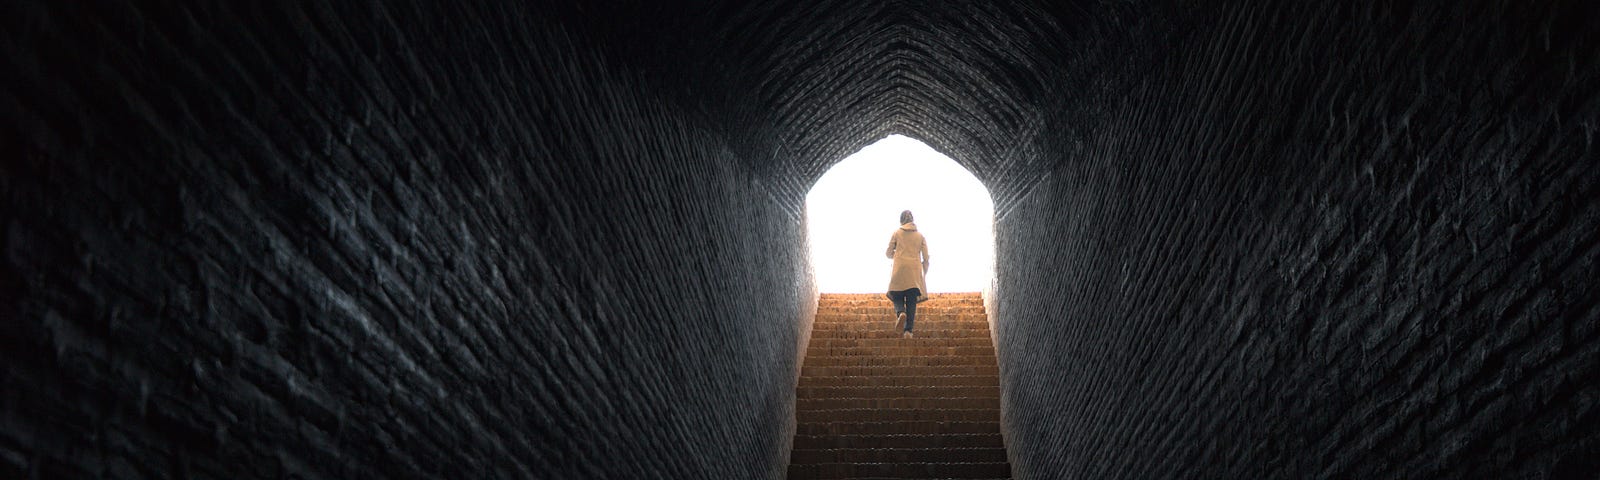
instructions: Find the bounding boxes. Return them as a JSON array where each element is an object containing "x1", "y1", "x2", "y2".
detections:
[
  {"x1": 789, "y1": 447, "x2": 1008, "y2": 464},
  {"x1": 796, "y1": 385, "x2": 1000, "y2": 399},
  {"x1": 797, "y1": 397, "x2": 1001, "y2": 411},
  {"x1": 792, "y1": 433, "x2": 1005, "y2": 449},
  {"x1": 808, "y1": 329, "x2": 993, "y2": 339},
  {"x1": 805, "y1": 346, "x2": 999, "y2": 357},
  {"x1": 801, "y1": 355, "x2": 996, "y2": 367},
  {"x1": 796, "y1": 420, "x2": 1000, "y2": 435},
  {"x1": 798, "y1": 375, "x2": 999, "y2": 388},
  {"x1": 808, "y1": 337, "x2": 995, "y2": 348},
  {"x1": 801, "y1": 365, "x2": 999, "y2": 377},
  {"x1": 796, "y1": 408, "x2": 1000, "y2": 423}
]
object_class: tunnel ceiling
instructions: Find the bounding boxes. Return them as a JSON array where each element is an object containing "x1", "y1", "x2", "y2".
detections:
[{"x1": 544, "y1": 1, "x2": 1171, "y2": 207}]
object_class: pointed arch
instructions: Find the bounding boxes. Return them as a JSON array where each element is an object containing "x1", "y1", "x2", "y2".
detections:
[{"x1": 805, "y1": 135, "x2": 995, "y2": 293}]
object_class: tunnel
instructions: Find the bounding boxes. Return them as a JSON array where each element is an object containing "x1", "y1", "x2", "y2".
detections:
[{"x1": 3, "y1": 1, "x2": 1598, "y2": 478}]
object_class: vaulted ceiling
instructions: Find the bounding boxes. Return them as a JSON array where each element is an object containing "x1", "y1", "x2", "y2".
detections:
[{"x1": 542, "y1": 1, "x2": 1179, "y2": 209}]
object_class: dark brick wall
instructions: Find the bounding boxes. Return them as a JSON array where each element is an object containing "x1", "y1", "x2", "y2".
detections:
[
  {"x1": 5, "y1": 0, "x2": 1598, "y2": 479},
  {"x1": 2, "y1": 3, "x2": 811, "y2": 478},
  {"x1": 993, "y1": 1, "x2": 1600, "y2": 478}
]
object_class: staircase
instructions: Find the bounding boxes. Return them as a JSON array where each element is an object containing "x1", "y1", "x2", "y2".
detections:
[{"x1": 788, "y1": 293, "x2": 1011, "y2": 479}]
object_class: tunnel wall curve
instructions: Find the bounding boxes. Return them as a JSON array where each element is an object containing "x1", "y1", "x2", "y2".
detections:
[
  {"x1": 1, "y1": 3, "x2": 811, "y2": 478},
  {"x1": 992, "y1": 1, "x2": 1600, "y2": 477}
]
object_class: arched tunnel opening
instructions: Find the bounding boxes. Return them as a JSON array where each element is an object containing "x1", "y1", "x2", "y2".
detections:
[
  {"x1": 2, "y1": 1, "x2": 1598, "y2": 479},
  {"x1": 806, "y1": 134, "x2": 995, "y2": 294}
]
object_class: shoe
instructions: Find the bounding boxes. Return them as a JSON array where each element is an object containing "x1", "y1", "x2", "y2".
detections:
[
  {"x1": 896, "y1": 312, "x2": 906, "y2": 330},
  {"x1": 902, "y1": 330, "x2": 913, "y2": 339}
]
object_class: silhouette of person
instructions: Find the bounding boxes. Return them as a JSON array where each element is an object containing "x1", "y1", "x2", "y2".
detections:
[{"x1": 885, "y1": 210, "x2": 929, "y2": 338}]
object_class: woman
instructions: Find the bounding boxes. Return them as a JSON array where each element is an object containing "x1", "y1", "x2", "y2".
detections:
[{"x1": 885, "y1": 210, "x2": 929, "y2": 338}]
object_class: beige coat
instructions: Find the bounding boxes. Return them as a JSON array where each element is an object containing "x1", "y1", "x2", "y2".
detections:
[{"x1": 885, "y1": 223, "x2": 929, "y2": 293}]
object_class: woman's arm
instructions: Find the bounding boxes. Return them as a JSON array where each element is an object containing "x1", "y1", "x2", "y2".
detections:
[
  {"x1": 885, "y1": 234, "x2": 898, "y2": 259},
  {"x1": 920, "y1": 238, "x2": 930, "y2": 273}
]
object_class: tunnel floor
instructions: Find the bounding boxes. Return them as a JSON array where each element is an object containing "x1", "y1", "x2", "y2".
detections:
[{"x1": 790, "y1": 293, "x2": 1010, "y2": 479}]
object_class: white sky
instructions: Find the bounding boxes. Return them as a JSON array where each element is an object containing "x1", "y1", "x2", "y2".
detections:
[{"x1": 805, "y1": 135, "x2": 995, "y2": 293}]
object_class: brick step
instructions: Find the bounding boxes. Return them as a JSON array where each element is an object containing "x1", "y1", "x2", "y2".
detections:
[
  {"x1": 797, "y1": 408, "x2": 1000, "y2": 423},
  {"x1": 810, "y1": 326, "x2": 991, "y2": 333},
  {"x1": 789, "y1": 447, "x2": 1008, "y2": 464},
  {"x1": 787, "y1": 461, "x2": 1010, "y2": 479},
  {"x1": 815, "y1": 311, "x2": 987, "y2": 319},
  {"x1": 813, "y1": 312, "x2": 988, "y2": 319},
  {"x1": 794, "y1": 294, "x2": 1008, "y2": 478},
  {"x1": 802, "y1": 365, "x2": 999, "y2": 377},
  {"x1": 798, "y1": 375, "x2": 999, "y2": 388},
  {"x1": 808, "y1": 329, "x2": 993, "y2": 339},
  {"x1": 797, "y1": 397, "x2": 1001, "y2": 410},
  {"x1": 812, "y1": 320, "x2": 991, "y2": 330},
  {"x1": 792, "y1": 433, "x2": 1006, "y2": 449},
  {"x1": 814, "y1": 315, "x2": 989, "y2": 324},
  {"x1": 821, "y1": 295, "x2": 982, "y2": 303},
  {"x1": 818, "y1": 304, "x2": 986, "y2": 313},
  {"x1": 806, "y1": 346, "x2": 999, "y2": 357},
  {"x1": 796, "y1": 386, "x2": 1000, "y2": 399},
  {"x1": 797, "y1": 420, "x2": 1000, "y2": 435},
  {"x1": 817, "y1": 305, "x2": 986, "y2": 313},
  {"x1": 809, "y1": 326, "x2": 993, "y2": 337},
  {"x1": 808, "y1": 337, "x2": 996, "y2": 348},
  {"x1": 819, "y1": 291, "x2": 979, "y2": 297},
  {"x1": 817, "y1": 300, "x2": 985, "y2": 309},
  {"x1": 802, "y1": 355, "x2": 996, "y2": 367},
  {"x1": 810, "y1": 324, "x2": 990, "y2": 333}
]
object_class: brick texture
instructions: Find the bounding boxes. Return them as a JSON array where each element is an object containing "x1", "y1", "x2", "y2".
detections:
[
  {"x1": 3, "y1": 1, "x2": 1597, "y2": 479},
  {"x1": 790, "y1": 293, "x2": 1010, "y2": 479},
  {"x1": 993, "y1": 1, "x2": 1600, "y2": 478},
  {"x1": 2, "y1": 3, "x2": 810, "y2": 478}
]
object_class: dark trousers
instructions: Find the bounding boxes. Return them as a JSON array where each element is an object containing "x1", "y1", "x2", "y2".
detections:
[{"x1": 888, "y1": 288, "x2": 921, "y2": 332}]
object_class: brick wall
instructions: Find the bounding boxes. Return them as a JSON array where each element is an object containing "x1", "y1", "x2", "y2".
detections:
[
  {"x1": 2, "y1": 3, "x2": 810, "y2": 478},
  {"x1": 993, "y1": 1, "x2": 1600, "y2": 477},
  {"x1": 4, "y1": 1, "x2": 1597, "y2": 478}
]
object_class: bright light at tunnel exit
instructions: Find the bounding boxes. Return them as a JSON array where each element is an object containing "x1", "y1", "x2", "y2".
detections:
[{"x1": 806, "y1": 135, "x2": 995, "y2": 293}]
